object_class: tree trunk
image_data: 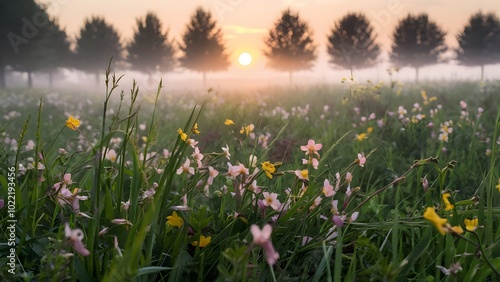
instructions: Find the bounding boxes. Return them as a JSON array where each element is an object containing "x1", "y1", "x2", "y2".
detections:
[
  {"x1": 480, "y1": 65, "x2": 484, "y2": 81},
  {"x1": 28, "y1": 71, "x2": 33, "y2": 88},
  {"x1": 0, "y1": 65, "x2": 5, "y2": 89},
  {"x1": 49, "y1": 71, "x2": 53, "y2": 88},
  {"x1": 415, "y1": 67, "x2": 420, "y2": 83},
  {"x1": 203, "y1": 72, "x2": 206, "y2": 88}
]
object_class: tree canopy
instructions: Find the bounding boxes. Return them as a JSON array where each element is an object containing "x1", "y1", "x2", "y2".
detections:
[
  {"x1": 75, "y1": 16, "x2": 122, "y2": 83},
  {"x1": 327, "y1": 13, "x2": 380, "y2": 74},
  {"x1": 456, "y1": 12, "x2": 500, "y2": 80},
  {"x1": 391, "y1": 14, "x2": 447, "y2": 81},
  {"x1": 179, "y1": 7, "x2": 229, "y2": 85},
  {"x1": 127, "y1": 12, "x2": 175, "y2": 75},
  {"x1": 263, "y1": 9, "x2": 316, "y2": 82}
]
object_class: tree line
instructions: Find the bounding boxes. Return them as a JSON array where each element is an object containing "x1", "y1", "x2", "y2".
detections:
[{"x1": 1, "y1": 1, "x2": 500, "y2": 88}]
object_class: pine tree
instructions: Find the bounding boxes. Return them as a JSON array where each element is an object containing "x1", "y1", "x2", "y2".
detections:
[
  {"x1": 456, "y1": 12, "x2": 500, "y2": 80},
  {"x1": 179, "y1": 7, "x2": 229, "y2": 86},
  {"x1": 263, "y1": 9, "x2": 316, "y2": 83},
  {"x1": 75, "y1": 16, "x2": 122, "y2": 84},
  {"x1": 391, "y1": 14, "x2": 447, "y2": 82},
  {"x1": 127, "y1": 12, "x2": 175, "y2": 79},
  {"x1": 327, "y1": 13, "x2": 380, "y2": 75}
]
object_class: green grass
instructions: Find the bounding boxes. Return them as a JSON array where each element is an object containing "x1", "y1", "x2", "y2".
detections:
[{"x1": 0, "y1": 71, "x2": 499, "y2": 281}]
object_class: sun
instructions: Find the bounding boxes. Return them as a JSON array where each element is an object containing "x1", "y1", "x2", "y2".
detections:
[{"x1": 238, "y1": 52, "x2": 252, "y2": 66}]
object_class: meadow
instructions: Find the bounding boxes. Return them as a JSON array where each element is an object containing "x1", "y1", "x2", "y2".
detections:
[{"x1": 0, "y1": 69, "x2": 499, "y2": 281}]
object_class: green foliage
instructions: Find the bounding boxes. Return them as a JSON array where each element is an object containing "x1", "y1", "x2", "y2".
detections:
[{"x1": 0, "y1": 71, "x2": 499, "y2": 281}]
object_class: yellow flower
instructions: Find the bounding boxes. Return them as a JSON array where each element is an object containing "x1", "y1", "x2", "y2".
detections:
[
  {"x1": 192, "y1": 123, "x2": 200, "y2": 135},
  {"x1": 423, "y1": 207, "x2": 447, "y2": 235},
  {"x1": 261, "y1": 161, "x2": 276, "y2": 179},
  {"x1": 356, "y1": 133, "x2": 367, "y2": 141},
  {"x1": 224, "y1": 119, "x2": 235, "y2": 125},
  {"x1": 166, "y1": 211, "x2": 183, "y2": 227},
  {"x1": 177, "y1": 128, "x2": 187, "y2": 141},
  {"x1": 496, "y1": 178, "x2": 500, "y2": 193},
  {"x1": 464, "y1": 218, "x2": 478, "y2": 232},
  {"x1": 429, "y1": 96, "x2": 437, "y2": 102},
  {"x1": 366, "y1": 127, "x2": 373, "y2": 134},
  {"x1": 450, "y1": 225, "x2": 464, "y2": 235},
  {"x1": 442, "y1": 193, "x2": 454, "y2": 211},
  {"x1": 239, "y1": 124, "x2": 254, "y2": 135},
  {"x1": 66, "y1": 116, "x2": 81, "y2": 130},
  {"x1": 191, "y1": 235, "x2": 211, "y2": 248}
]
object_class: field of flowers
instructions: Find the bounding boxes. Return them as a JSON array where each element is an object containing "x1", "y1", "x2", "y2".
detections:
[{"x1": 1, "y1": 70, "x2": 499, "y2": 281}]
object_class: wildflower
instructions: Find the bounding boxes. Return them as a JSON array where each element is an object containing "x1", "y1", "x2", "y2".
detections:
[
  {"x1": 192, "y1": 123, "x2": 200, "y2": 134},
  {"x1": 349, "y1": 212, "x2": 359, "y2": 223},
  {"x1": 261, "y1": 161, "x2": 276, "y2": 179},
  {"x1": 356, "y1": 153, "x2": 366, "y2": 167},
  {"x1": 355, "y1": 133, "x2": 367, "y2": 141},
  {"x1": 121, "y1": 200, "x2": 130, "y2": 211},
  {"x1": 248, "y1": 180, "x2": 262, "y2": 193},
  {"x1": 294, "y1": 169, "x2": 309, "y2": 181},
  {"x1": 105, "y1": 149, "x2": 117, "y2": 162},
  {"x1": 442, "y1": 193, "x2": 454, "y2": 211},
  {"x1": 186, "y1": 138, "x2": 198, "y2": 148},
  {"x1": 206, "y1": 166, "x2": 219, "y2": 185},
  {"x1": 310, "y1": 196, "x2": 322, "y2": 210},
  {"x1": 227, "y1": 162, "x2": 249, "y2": 178},
  {"x1": 422, "y1": 177, "x2": 429, "y2": 192},
  {"x1": 176, "y1": 158, "x2": 194, "y2": 176},
  {"x1": 262, "y1": 192, "x2": 281, "y2": 210},
  {"x1": 240, "y1": 124, "x2": 255, "y2": 135},
  {"x1": 111, "y1": 219, "x2": 133, "y2": 226},
  {"x1": 64, "y1": 223, "x2": 90, "y2": 256},
  {"x1": 300, "y1": 139, "x2": 322, "y2": 157},
  {"x1": 139, "y1": 123, "x2": 146, "y2": 131},
  {"x1": 332, "y1": 215, "x2": 345, "y2": 228},
  {"x1": 302, "y1": 158, "x2": 319, "y2": 170},
  {"x1": 250, "y1": 224, "x2": 280, "y2": 265},
  {"x1": 322, "y1": 179, "x2": 335, "y2": 197},
  {"x1": 496, "y1": 178, "x2": 500, "y2": 192},
  {"x1": 423, "y1": 207, "x2": 447, "y2": 235},
  {"x1": 249, "y1": 155, "x2": 257, "y2": 167},
  {"x1": 464, "y1": 218, "x2": 478, "y2": 232},
  {"x1": 437, "y1": 262, "x2": 462, "y2": 276},
  {"x1": 191, "y1": 235, "x2": 211, "y2": 247},
  {"x1": 438, "y1": 132, "x2": 449, "y2": 142},
  {"x1": 222, "y1": 144, "x2": 231, "y2": 160},
  {"x1": 224, "y1": 119, "x2": 235, "y2": 125},
  {"x1": 167, "y1": 211, "x2": 184, "y2": 227},
  {"x1": 66, "y1": 116, "x2": 81, "y2": 130},
  {"x1": 191, "y1": 147, "x2": 204, "y2": 168},
  {"x1": 177, "y1": 128, "x2": 187, "y2": 141},
  {"x1": 397, "y1": 106, "x2": 407, "y2": 118},
  {"x1": 366, "y1": 127, "x2": 373, "y2": 134}
]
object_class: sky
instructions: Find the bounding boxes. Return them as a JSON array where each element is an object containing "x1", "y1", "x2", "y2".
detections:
[{"x1": 39, "y1": 0, "x2": 500, "y2": 86}]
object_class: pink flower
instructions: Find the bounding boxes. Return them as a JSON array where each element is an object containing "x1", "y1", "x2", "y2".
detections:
[
  {"x1": 302, "y1": 157, "x2": 319, "y2": 170},
  {"x1": 227, "y1": 162, "x2": 249, "y2": 178},
  {"x1": 250, "y1": 224, "x2": 280, "y2": 265},
  {"x1": 176, "y1": 158, "x2": 194, "y2": 176},
  {"x1": 191, "y1": 147, "x2": 204, "y2": 168},
  {"x1": 300, "y1": 139, "x2": 322, "y2": 157},
  {"x1": 322, "y1": 179, "x2": 335, "y2": 197},
  {"x1": 222, "y1": 144, "x2": 231, "y2": 160},
  {"x1": 64, "y1": 223, "x2": 90, "y2": 256},
  {"x1": 262, "y1": 192, "x2": 281, "y2": 210},
  {"x1": 249, "y1": 180, "x2": 262, "y2": 193},
  {"x1": 357, "y1": 153, "x2": 366, "y2": 167},
  {"x1": 207, "y1": 166, "x2": 219, "y2": 185}
]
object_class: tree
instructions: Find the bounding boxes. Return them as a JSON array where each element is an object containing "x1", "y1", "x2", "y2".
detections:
[
  {"x1": 391, "y1": 14, "x2": 447, "y2": 82},
  {"x1": 75, "y1": 16, "x2": 122, "y2": 84},
  {"x1": 456, "y1": 12, "x2": 500, "y2": 80},
  {"x1": 179, "y1": 7, "x2": 229, "y2": 86},
  {"x1": 0, "y1": 0, "x2": 42, "y2": 88},
  {"x1": 326, "y1": 13, "x2": 380, "y2": 75},
  {"x1": 127, "y1": 12, "x2": 175, "y2": 80},
  {"x1": 263, "y1": 9, "x2": 316, "y2": 83}
]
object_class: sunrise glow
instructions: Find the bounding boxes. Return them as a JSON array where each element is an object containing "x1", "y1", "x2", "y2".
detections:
[{"x1": 238, "y1": 52, "x2": 252, "y2": 66}]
